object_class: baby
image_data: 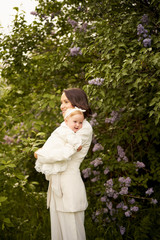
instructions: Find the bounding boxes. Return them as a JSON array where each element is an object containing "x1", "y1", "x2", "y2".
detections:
[
  {"x1": 64, "y1": 108, "x2": 84, "y2": 134},
  {"x1": 34, "y1": 108, "x2": 85, "y2": 180}
]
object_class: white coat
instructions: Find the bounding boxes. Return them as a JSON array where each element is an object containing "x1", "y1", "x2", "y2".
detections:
[
  {"x1": 35, "y1": 122, "x2": 82, "y2": 176},
  {"x1": 35, "y1": 119, "x2": 93, "y2": 212}
]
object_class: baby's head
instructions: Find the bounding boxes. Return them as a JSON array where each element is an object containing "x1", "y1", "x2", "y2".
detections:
[{"x1": 64, "y1": 108, "x2": 85, "y2": 133}]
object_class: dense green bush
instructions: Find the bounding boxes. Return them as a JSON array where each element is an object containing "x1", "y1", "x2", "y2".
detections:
[{"x1": 1, "y1": 0, "x2": 160, "y2": 239}]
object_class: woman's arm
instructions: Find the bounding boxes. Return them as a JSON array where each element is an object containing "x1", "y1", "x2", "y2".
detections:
[
  {"x1": 76, "y1": 119, "x2": 93, "y2": 145},
  {"x1": 35, "y1": 121, "x2": 92, "y2": 164},
  {"x1": 35, "y1": 127, "x2": 82, "y2": 164}
]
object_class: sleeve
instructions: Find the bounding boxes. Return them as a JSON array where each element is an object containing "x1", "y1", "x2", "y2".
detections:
[
  {"x1": 75, "y1": 120, "x2": 93, "y2": 146},
  {"x1": 66, "y1": 132, "x2": 82, "y2": 150},
  {"x1": 35, "y1": 128, "x2": 79, "y2": 164}
]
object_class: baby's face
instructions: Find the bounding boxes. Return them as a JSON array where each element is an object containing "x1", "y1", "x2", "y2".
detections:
[{"x1": 66, "y1": 114, "x2": 84, "y2": 132}]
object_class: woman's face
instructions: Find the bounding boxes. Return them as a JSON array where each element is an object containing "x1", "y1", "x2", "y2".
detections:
[{"x1": 60, "y1": 93, "x2": 74, "y2": 116}]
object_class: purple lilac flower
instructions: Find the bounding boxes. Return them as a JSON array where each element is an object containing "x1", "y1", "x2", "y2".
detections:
[
  {"x1": 92, "y1": 113, "x2": 97, "y2": 118},
  {"x1": 111, "y1": 111, "x2": 120, "y2": 119},
  {"x1": 106, "y1": 188, "x2": 115, "y2": 197},
  {"x1": 141, "y1": 14, "x2": 149, "y2": 25},
  {"x1": 90, "y1": 118, "x2": 98, "y2": 126},
  {"x1": 118, "y1": 177, "x2": 125, "y2": 185},
  {"x1": 137, "y1": 18, "x2": 151, "y2": 48},
  {"x1": 70, "y1": 47, "x2": 82, "y2": 56},
  {"x1": 143, "y1": 38, "x2": 151, "y2": 47},
  {"x1": 113, "y1": 192, "x2": 119, "y2": 199},
  {"x1": 90, "y1": 113, "x2": 98, "y2": 126},
  {"x1": 104, "y1": 167, "x2": 110, "y2": 175},
  {"x1": 90, "y1": 157, "x2": 103, "y2": 167},
  {"x1": 151, "y1": 198, "x2": 158, "y2": 204},
  {"x1": 122, "y1": 205, "x2": 128, "y2": 211},
  {"x1": 106, "y1": 201, "x2": 113, "y2": 210},
  {"x1": 125, "y1": 210, "x2": 132, "y2": 217},
  {"x1": 116, "y1": 202, "x2": 124, "y2": 209},
  {"x1": 92, "y1": 143, "x2": 104, "y2": 152},
  {"x1": 120, "y1": 226, "x2": 126, "y2": 235},
  {"x1": 67, "y1": 18, "x2": 78, "y2": 28},
  {"x1": 105, "y1": 111, "x2": 120, "y2": 124},
  {"x1": 91, "y1": 176, "x2": 100, "y2": 182},
  {"x1": 91, "y1": 113, "x2": 98, "y2": 118},
  {"x1": 95, "y1": 210, "x2": 101, "y2": 216},
  {"x1": 116, "y1": 145, "x2": 129, "y2": 162},
  {"x1": 117, "y1": 145, "x2": 125, "y2": 158},
  {"x1": 100, "y1": 196, "x2": 107, "y2": 202},
  {"x1": 3, "y1": 135, "x2": 14, "y2": 145},
  {"x1": 82, "y1": 168, "x2": 91, "y2": 178},
  {"x1": 106, "y1": 179, "x2": 113, "y2": 187},
  {"x1": 145, "y1": 188, "x2": 154, "y2": 196},
  {"x1": 119, "y1": 187, "x2": 128, "y2": 195},
  {"x1": 103, "y1": 208, "x2": 108, "y2": 213},
  {"x1": 80, "y1": 22, "x2": 88, "y2": 32},
  {"x1": 119, "y1": 177, "x2": 131, "y2": 187},
  {"x1": 143, "y1": 33, "x2": 148, "y2": 38},
  {"x1": 88, "y1": 78, "x2": 104, "y2": 86},
  {"x1": 128, "y1": 198, "x2": 135, "y2": 204},
  {"x1": 77, "y1": 5, "x2": 82, "y2": 10},
  {"x1": 135, "y1": 161, "x2": 145, "y2": 169},
  {"x1": 110, "y1": 208, "x2": 116, "y2": 216},
  {"x1": 123, "y1": 156, "x2": 128, "y2": 162},
  {"x1": 130, "y1": 206, "x2": 139, "y2": 212},
  {"x1": 137, "y1": 24, "x2": 148, "y2": 35},
  {"x1": 30, "y1": 11, "x2": 38, "y2": 16}
]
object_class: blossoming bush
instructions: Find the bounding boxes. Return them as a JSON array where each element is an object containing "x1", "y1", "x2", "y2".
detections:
[{"x1": 1, "y1": 0, "x2": 160, "y2": 239}]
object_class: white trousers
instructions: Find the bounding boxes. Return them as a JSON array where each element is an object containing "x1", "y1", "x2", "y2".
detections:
[
  {"x1": 50, "y1": 209, "x2": 86, "y2": 240},
  {"x1": 49, "y1": 193, "x2": 86, "y2": 240}
]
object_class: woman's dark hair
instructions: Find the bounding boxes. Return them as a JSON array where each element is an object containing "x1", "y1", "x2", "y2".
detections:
[{"x1": 63, "y1": 88, "x2": 92, "y2": 118}]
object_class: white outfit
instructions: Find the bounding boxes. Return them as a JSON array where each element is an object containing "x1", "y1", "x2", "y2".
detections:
[
  {"x1": 35, "y1": 122, "x2": 82, "y2": 177},
  {"x1": 35, "y1": 119, "x2": 93, "y2": 240}
]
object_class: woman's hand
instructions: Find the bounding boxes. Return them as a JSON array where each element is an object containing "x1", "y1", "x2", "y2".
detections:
[
  {"x1": 34, "y1": 148, "x2": 42, "y2": 158},
  {"x1": 77, "y1": 145, "x2": 82, "y2": 152},
  {"x1": 34, "y1": 152, "x2": 38, "y2": 159}
]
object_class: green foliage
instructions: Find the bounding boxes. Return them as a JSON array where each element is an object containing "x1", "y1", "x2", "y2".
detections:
[{"x1": 1, "y1": 0, "x2": 160, "y2": 239}]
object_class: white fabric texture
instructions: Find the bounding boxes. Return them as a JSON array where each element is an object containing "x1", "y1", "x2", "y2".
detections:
[
  {"x1": 35, "y1": 122, "x2": 82, "y2": 176},
  {"x1": 34, "y1": 119, "x2": 93, "y2": 239},
  {"x1": 50, "y1": 191, "x2": 86, "y2": 240}
]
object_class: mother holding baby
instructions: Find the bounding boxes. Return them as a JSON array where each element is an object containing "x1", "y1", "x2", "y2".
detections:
[{"x1": 35, "y1": 88, "x2": 93, "y2": 240}]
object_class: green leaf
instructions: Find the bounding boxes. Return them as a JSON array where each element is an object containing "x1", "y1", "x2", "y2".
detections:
[
  {"x1": 3, "y1": 218, "x2": 11, "y2": 224},
  {"x1": 0, "y1": 196, "x2": 7, "y2": 203}
]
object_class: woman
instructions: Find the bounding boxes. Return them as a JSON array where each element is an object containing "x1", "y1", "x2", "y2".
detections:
[{"x1": 36, "y1": 88, "x2": 93, "y2": 240}]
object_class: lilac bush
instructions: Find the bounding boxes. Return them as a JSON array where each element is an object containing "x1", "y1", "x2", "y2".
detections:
[
  {"x1": 83, "y1": 135, "x2": 159, "y2": 237},
  {"x1": 1, "y1": 0, "x2": 160, "y2": 239}
]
